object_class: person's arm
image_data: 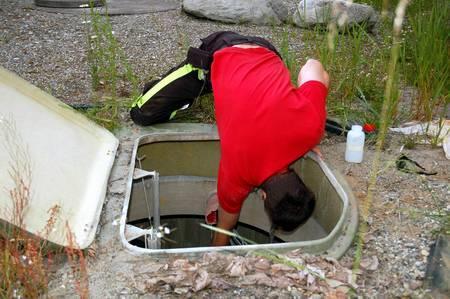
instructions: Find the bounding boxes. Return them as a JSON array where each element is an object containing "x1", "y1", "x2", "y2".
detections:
[
  {"x1": 211, "y1": 206, "x2": 240, "y2": 246},
  {"x1": 297, "y1": 59, "x2": 329, "y2": 157}
]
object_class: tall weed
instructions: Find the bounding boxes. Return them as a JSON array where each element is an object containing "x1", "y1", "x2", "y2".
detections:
[
  {"x1": 83, "y1": 1, "x2": 139, "y2": 130},
  {"x1": 353, "y1": 0, "x2": 409, "y2": 271},
  {"x1": 405, "y1": 0, "x2": 449, "y2": 121},
  {"x1": 304, "y1": 20, "x2": 389, "y2": 126}
]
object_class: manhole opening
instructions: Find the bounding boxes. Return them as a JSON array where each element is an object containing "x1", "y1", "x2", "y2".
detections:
[{"x1": 122, "y1": 136, "x2": 356, "y2": 256}]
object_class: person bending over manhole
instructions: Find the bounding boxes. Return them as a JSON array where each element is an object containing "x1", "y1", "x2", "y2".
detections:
[{"x1": 130, "y1": 31, "x2": 329, "y2": 246}]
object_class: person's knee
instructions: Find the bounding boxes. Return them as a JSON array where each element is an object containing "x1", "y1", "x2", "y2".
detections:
[
  {"x1": 297, "y1": 59, "x2": 329, "y2": 88},
  {"x1": 130, "y1": 106, "x2": 167, "y2": 126}
]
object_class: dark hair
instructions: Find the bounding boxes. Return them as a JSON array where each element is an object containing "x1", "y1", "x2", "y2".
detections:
[{"x1": 261, "y1": 169, "x2": 316, "y2": 232}]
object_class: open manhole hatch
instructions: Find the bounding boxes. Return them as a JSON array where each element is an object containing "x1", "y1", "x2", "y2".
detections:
[{"x1": 121, "y1": 129, "x2": 358, "y2": 257}]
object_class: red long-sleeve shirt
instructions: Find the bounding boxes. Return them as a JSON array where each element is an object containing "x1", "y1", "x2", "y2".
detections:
[{"x1": 211, "y1": 46, "x2": 327, "y2": 214}]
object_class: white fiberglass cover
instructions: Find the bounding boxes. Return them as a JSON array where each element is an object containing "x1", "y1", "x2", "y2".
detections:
[{"x1": 0, "y1": 67, "x2": 119, "y2": 249}]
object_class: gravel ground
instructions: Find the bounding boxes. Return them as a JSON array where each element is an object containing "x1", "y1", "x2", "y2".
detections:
[
  {"x1": 0, "y1": 0, "x2": 299, "y2": 104},
  {"x1": 1, "y1": 1, "x2": 449, "y2": 297}
]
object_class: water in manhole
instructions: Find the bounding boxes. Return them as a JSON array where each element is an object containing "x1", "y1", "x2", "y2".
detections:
[{"x1": 128, "y1": 215, "x2": 284, "y2": 249}]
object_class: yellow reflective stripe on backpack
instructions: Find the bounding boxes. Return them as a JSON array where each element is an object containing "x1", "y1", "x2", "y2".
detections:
[{"x1": 131, "y1": 64, "x2": 204, "y2": 108}]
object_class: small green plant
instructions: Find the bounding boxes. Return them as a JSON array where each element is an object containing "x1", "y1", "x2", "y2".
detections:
[
  {"x1": 303, "y1": 18, "x2": 390, "y2": 125},
  {"x1": 420, "y1": 178, "x2": 450, "y2": 236},
  {"x1": 83, "y1": 97, "x2": 131, "y2": 131},
  {"x1": 402, "y1": 134, "x2": 418, "y2": 149},
  {"x1": 427, "y1": 210, "x2": 450, "y2": 236},
  {"x1": 83, "y1": 1, "x2": 139, "y2": 131}
]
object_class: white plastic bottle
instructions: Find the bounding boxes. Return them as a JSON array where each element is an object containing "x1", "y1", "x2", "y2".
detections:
[{"x1": 345, "y1": 125, "x2": 365, "y2": 163}]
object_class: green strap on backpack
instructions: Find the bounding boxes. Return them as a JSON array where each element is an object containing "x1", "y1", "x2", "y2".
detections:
[{"x1": 131, "y1": 63, "x2": 206, "y2": 109}]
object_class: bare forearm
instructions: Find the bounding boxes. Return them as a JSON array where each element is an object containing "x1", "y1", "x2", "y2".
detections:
[{"x1": 211, "y1": 206, "x2": 239, "y2": 246}]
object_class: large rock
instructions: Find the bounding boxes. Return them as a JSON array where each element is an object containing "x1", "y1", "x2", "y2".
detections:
[
  {"x1": 182, "y1": 0, "x2": 288, "y2": 25},
  {"x1": 293, "y1": 0, "x2": 378, "y2": 30}
]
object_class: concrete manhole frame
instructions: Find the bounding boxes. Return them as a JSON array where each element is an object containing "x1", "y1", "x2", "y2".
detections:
[{"x1": 120, "y1": 124, "x2": 359, "y2": 258}]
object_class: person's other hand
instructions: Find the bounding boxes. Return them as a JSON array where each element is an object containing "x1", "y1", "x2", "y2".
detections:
[{"x1": 298, "y1": 59, "x2": 329, "y2": 88}]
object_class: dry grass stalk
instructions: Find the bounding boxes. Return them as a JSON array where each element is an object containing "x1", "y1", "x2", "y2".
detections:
[
  {"x1": 353, "y1": 0, "x2": 410, "y2": 273},
  {"x1": 0, "y1": 119, "x2": 50, "y2": 297},
  {"x1": 64, "y1": 222, "x2": 89, "y2": 299}
]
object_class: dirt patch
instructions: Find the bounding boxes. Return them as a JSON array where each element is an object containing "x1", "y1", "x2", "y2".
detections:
[{"x1": 321, "y1": 134, "x2": 448, "y2": 297}]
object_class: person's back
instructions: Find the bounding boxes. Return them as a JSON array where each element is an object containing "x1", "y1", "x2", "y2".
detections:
[{"x1": 211, "y1": 46, "x2": 328, "y2": 215}]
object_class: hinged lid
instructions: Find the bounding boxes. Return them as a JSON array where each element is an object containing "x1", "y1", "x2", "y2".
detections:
[{"x1": 0, "y1": 67, "x2": 119, "y2": 249}]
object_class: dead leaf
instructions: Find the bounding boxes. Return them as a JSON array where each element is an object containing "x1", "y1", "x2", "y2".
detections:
[
  {"x1": 193, "y1": 269, "x2": 210, "y2": 291},
  {"x1": 285, "y1": 271, "x2": 307, "y2": 284},
  {"x1": 307, "y1": 273, "x2": 316, "y2": 286},
  {"x1": 209, "y1": 277, "x2": 233, "y2": 290},
  {"x1": 144, "y1": 278, "x2": 159, "y2": 288},
  {"x1": 241, "y1": 272, "x2": 273, "y2": 286},
  {"x1": 325, "y1": 278, "x2": 345, "y2": 288},
  {"x1": 271, "y1": 263, "x2": 294, "y2": 273},
  {"x1": 325, "y1": 257, "x2": 340, "y2": 266},
  {"x1": 285, "y1": 249, "x2": 303, "y2": 257},
  {"x1": 134, "y1": 280, "x2": 147, "y2": 293},
  {"x1": 202, "y1": 252, "x2": 226, "y2": 263},
  {"x1": 325, "y1": 289, "x2": 348, "y2": 299},
  {"x1": 363, "y1": 233, "x2": 376, "y2": 243},
  {"x1": 360, "y1": 256, "x2": 379, "y2": 271},
  {"x1": 336, "y1": 286, "x2": 351, "y2": 294},
  {"x1": 174, "y1": 287, "x2": 189, "y2": 295},
  {"x1": 226, "y1": 256, "x2": 249, "y2": 277},
  {"x1": 271, "y1": 276, "x2": 293, "y2": 288},
  {"x1": 306, "y1": 265, "x2": 326, "y2": 279},
  {"x1": 172, "y1": 259, "x2": 198, "y2": 272},
  {"x1": 87, "y1": 243, "x2": 97, "y2": 259},
  {"x1": 161, "y1": 274, "x2": 186, "y2": 285},
  {"x1": 331, "y1": 269, "x2": 352, "y2": 283},
  {"x1": 172, "y1": 259, "x2": 190, "y2": 268},
  {"x1": 254, "y1": 258, "x2": 271, "y2": 271},
  {"x1": 202, "y1": 252, "x2": 232, "y2": 271},
  {"x1": 134, "y1": 263, "x2": 165, "y2": 275}
]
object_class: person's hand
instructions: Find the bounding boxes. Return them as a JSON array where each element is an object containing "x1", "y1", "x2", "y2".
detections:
[
  {"x1": 205, "y1": 191, "x2": 219, "y2": 225},
  {"x1": 298, "y1": 59, "x2": 329, "y2": 88},
  {"x1": 311, "y1": 146, "x2": 323, "y2": 159}
]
